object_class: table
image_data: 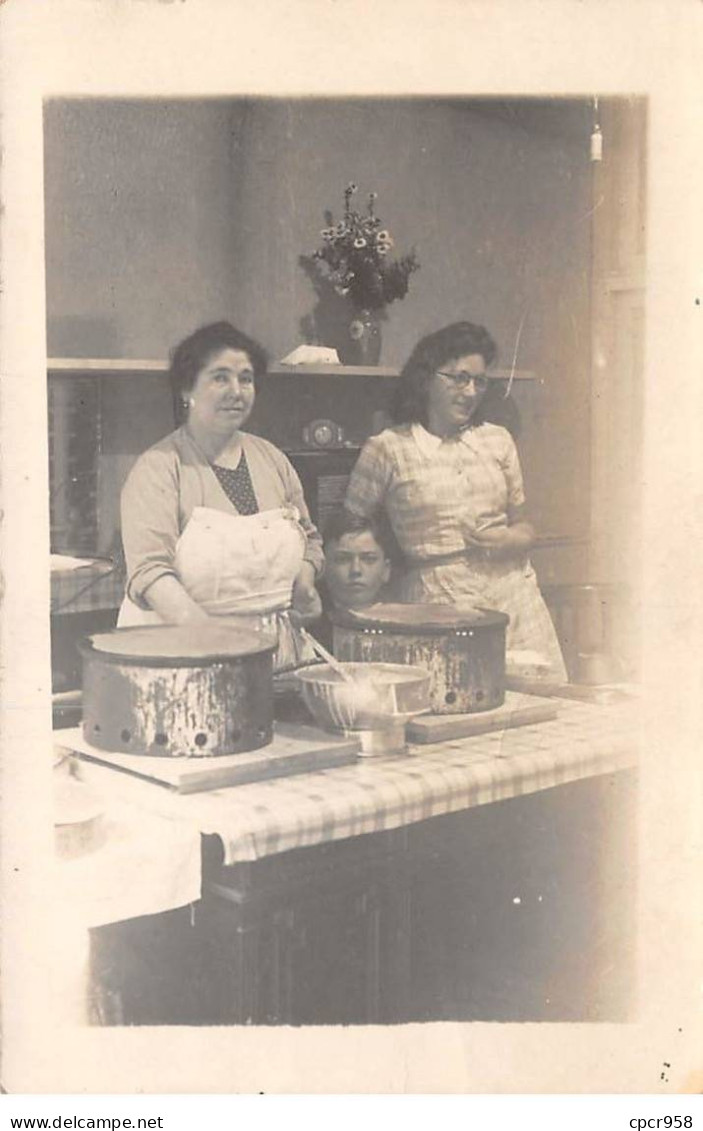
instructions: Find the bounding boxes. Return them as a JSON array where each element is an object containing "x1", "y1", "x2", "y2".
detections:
[
  {"x1": 77, "y1": 697, "x2": 639, "y2": 1026},
  {"x1": 77, "y1": 697, "x2": 637, "y2": 862},
  {"x1": 51, "y1": 557, "x2": 125, "y2": 615}
]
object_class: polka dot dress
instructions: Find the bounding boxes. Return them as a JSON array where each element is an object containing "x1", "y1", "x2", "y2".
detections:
[{"x1": 212, "y1": 453, "x2": 259, "y2": 515}]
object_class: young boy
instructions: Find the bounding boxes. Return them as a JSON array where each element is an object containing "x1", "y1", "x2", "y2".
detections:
[{"x1": 309, "y1": 509, "x2": 394, "y2": 649}]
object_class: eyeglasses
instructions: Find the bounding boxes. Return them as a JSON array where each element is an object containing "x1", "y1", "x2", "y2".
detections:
[{"x1": 436, "y1": 370, "x2": 490, "y2": 389}]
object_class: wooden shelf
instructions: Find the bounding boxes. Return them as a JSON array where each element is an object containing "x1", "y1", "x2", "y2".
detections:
[
  {"x1": 273, "y1": 365, "x2": 537, "y2": 381},
  {"x1": 46, "y1": 359, "x2": 399, "y2": 378},
  {"x1": 48, "y1": 358, "x2": 537, "y2": 381},
  {"x1": 48, "y1": 358, "x2": 169, "y2": 376},
  {"x1": 271, "y1": 364, "x2": 399, "y2": 377}
]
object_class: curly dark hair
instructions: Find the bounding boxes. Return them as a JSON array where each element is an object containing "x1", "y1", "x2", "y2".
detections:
[
  {"x1": 170, "y1": 321, "x2": 268, "y2": 425},
  {"x1": 393, "y1": 321, "x2": 499, "y2": 429}
]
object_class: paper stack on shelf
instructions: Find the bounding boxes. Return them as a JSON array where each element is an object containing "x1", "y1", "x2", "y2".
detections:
[{"x1": 279, "y1": 345, "x2": 341, "y2": 366}]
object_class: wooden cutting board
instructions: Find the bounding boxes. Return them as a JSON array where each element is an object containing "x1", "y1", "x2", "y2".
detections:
[
  {"x1": 406, "y1": 691, "x2": 558, "y2": 744},
  {"x1": 506, "y1": 675, "x2": 637, "y2": 704},
  {"x1": 60, "y1": 723, "x2": 360, "y2": 794}
]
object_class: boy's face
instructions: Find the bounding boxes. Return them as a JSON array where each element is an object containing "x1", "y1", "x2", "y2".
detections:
[{"x1": 325, "y1": 531, "x2": 391, "y2": 610}]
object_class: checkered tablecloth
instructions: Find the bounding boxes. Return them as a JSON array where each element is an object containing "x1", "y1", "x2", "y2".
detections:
[
  {"x1": 51, "y1": 560, "x2": 125, "y2": 615},
  {"x1": 72, "y1": 697, "x2": 639, "y2": 867}
]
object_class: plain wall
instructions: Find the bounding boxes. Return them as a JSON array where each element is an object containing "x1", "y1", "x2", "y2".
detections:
[
  {"x1": 44, "y1": 99, "x2": 248, "y2": 548},
  {"x1": 44, "y1": 97, "x2": 594, "y2": 571}
]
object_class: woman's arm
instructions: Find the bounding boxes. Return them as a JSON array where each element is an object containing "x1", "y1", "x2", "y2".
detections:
[
  {"x1": 266, "y1": 446, "x2": 324, "y2": 622},
  {"x1": 507, "y1": 502, "x2": 536, "y2": 548},
  {"x1": 271, "y1": 447, "x2": 325, "y2": 578},
  {"x1": 467, "y1": 432, "x2": 534, "y2": 559},
  {"x1": 289, "y1": 559, "x2": 323, "y2": 626},
  {"x1": 468, "y1": 504, "x2": 535, "y2": 558},
  {"x1": 121, "y1": 446, "x2": 189, "y2": 609},
  {"x1": 345, "y1": 435, "x2": 393, "y2": 516},
  {"x1": 141, "y1": 575, "x2": 212, "y2": 625}
]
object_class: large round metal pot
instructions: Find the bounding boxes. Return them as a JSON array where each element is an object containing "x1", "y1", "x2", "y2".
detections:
[
  {"x1": 79, "y1": 623, "x2": 276, "y2": 758},
  {"x1": 331, "y1": 603, "x2": 508, "y2": 714}
]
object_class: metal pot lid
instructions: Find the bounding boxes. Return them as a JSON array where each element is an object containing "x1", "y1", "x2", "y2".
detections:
[
  {"x1": 331, "y1": 602, "x2": 509, "y2": 633},
  {"x1": 80, "y1": 623, "x2": 277, "y2": 666}
]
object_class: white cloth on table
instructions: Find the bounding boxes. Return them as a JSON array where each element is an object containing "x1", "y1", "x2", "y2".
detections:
[
  {"x1": 52, "y1": 800, "x2": 202, "y2": 1025},
  {"x1": 55, "y1": 802, "x2": 202, "y2": 930}
]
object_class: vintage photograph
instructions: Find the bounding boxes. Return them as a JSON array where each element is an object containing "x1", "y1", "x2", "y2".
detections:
[
  {"x1": 46, "y1": 94, "x2": 644, "y2": 1028},
  {"x1": 2, "y1": 0, "x2": 701, "y2": 1098}
]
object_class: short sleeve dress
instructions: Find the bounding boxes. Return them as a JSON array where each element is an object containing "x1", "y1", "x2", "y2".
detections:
[{"x1": 345, "y1": 422, "x2": 566, "y2": 679}]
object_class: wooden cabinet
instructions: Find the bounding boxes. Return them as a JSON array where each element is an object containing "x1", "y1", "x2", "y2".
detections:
[
  {"x1": 286, "y1": 447, "x2": 362, "y2": 529},
  {"x1": 196, "y1": 829, "x2": 412, "y2": 1026},
  {"x1": 407, "y1": 772, "x2": 636, "y2": 1022},
  {"x1": 89, "y1": 770, "x2": 635, "y2": 1026}
]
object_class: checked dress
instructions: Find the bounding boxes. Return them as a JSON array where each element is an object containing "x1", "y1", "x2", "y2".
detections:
[{"x1": 345, "y1": 422, "x2": 566, "y2": 680}]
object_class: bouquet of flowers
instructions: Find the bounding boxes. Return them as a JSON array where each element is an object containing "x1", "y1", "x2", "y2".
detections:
[{"x1": 304, "y1": 183, "x2": 420, "y2": 312}]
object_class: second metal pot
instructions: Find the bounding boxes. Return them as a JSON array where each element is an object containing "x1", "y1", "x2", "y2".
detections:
[{"x1": 331, "y1": 603, "x2": 508, "y2": 715}]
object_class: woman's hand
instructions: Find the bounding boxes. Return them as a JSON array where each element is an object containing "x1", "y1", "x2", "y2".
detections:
[
  {"x1": 142, "y1": 575, "x2": 212, "y2": 625},
  {"x1": 465, "y1": 521, "x2": 534, "y2": 561},
  {"x1": 289, "y1": 560, "x2": 323, "y2": 626}
]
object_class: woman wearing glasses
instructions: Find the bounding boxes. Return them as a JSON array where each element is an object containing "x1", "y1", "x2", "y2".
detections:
[{"x1": 345, "y1": 321, "x2": 566, "y2": 678}]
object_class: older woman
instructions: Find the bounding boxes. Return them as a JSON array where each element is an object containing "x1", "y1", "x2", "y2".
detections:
[
  {"x1": 119, "y1": 321, "x2": 322, "y2": 660},
  {"x1": 345, "y1": 321, "x2": 566, "y2": 679}
]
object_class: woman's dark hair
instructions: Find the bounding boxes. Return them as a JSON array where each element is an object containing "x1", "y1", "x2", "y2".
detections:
[
  {"x1": 393, "y1": 321, "x2": 498, "y2": 429},
  {"x1": 170, "y1": 321, "x2": 268, "y2": 425}
]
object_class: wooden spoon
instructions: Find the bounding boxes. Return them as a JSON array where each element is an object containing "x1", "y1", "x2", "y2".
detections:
[{"x1": 298, "y1": 627, "x2": 356, "y2": 683}]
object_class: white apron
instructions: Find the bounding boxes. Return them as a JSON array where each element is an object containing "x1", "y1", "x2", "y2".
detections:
[{"x1": 118, "y1": 506, "x2": 316, "y2": 671}]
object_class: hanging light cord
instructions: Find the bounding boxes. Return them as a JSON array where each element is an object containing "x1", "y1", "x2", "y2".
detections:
[
  {"x1": 503, "y1": 136, "x2": 605, "y2": 399},
  {"x1": 590, "y1": 95, "x2": 603, "y2": 162},
  {"x1": 504, "y1": 306, "x2": 528, "y2": 399}
]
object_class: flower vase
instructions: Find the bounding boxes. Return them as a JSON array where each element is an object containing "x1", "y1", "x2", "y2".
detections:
[{"x1": 342, "y1": 308, "x2": 383, "y2": 366}]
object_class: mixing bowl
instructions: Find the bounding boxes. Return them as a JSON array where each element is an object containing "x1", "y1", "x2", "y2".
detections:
[{"x1": 295, "y1": 662, "x2": 431, "y2": 755}]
